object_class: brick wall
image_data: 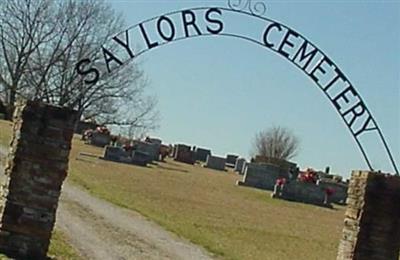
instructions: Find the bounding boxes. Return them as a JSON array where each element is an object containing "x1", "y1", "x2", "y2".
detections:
[
  {"x1": 0, "y1": 101, "x2": 77, "y2": 258},
  {"x1": 337, "y1": 171, "x2": 400, "y2": 260}
]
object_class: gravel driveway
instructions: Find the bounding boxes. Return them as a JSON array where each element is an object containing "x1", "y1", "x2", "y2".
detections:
[{"x1": 0, "y1": 146, "x2": 213, "y2": 260}]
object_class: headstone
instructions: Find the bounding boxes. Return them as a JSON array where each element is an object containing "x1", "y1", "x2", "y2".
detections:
[
  {"x1": 136, "y1": 141, "x2": 160, "y2": 161},
  {"x1": 254, "y1": 156, "x2": 296, "y2": 171},
  {"x1": 337, "y1": 171, "x2": 400, "y2": 260},
  {"x1": 103, "y1": 146, "x2": 151, "y2": 166},
  {"x1": 234, "y1": 158, "x2": 246, "y2": 173},
  {"x1": 205, "y1": 155, "x2": 226, "y2": 171},
  {"x1": 147, "y1": 137, "x2": 162, "y2": 145},
  {"x1": 325, "y1": 166, "x2": 330, "y2": 174},
  {"x1": 174, "y1": 144, "x2": 195, "y2": 164},
  {"x1": 87, "y1": 132, "x2": 111, "y2": 147},
  {"x1": 131, "y1": 150, "x2": 152, "y2": 166},
  {"x1": 237, "y1": 163, "x2": 289, "y2": 190},
  {"x1": 195, "y1": 147, "x2": 211, "y2": 162},
  {"x1": 240, "y1": 162, "x2": 248, "y2": 175},
  {"x1": 226, "y1": 154, "x2": 238, "y2": 168},
  {"x1": 103, "y1": 146, "x2": 131, "y2": 163},
  {"x1": 0, "y1": 101, "x2": 77, "y2": 259},
  {"x1": 74, "y1": 120, "x2": 98, "y2": 134},
  {"x1": 174, "y1": 144, "x2": 190, "y2": 157},
  {"x1": 317, "y1": 179, "x2": 348, "y2": 204},
  {"x1": 279, "y1": 181, "x2": 326, "y2": 206}
]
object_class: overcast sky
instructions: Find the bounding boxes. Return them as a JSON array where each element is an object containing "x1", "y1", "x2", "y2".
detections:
[{"x1": 106, "y1": 0, "x2": 400, "y2": 178}]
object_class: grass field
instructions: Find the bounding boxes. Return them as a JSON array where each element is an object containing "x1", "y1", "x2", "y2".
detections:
[
  {"x1": 0, "y1": 233, "x2": 80, "y2": 260},
  {"x1": 0, "y1": 119, "x2": 347, "y2": 259},
  {"x1": 68, "y1": 134, "x2": 346, "y2": 259},
  {"x1": 0, "y1": 120, "x2": 81, "y2": 259},
  {"x1": 0, "y1": 120, "x2": 11, "y2": 149},
  {"x1": 47, "y1": 230, "x2": 81, "y2": 259}
]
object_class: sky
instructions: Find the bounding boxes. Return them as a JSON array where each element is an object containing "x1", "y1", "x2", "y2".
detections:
[{"x1": 105, "y1": 0, "x2": 399, "y2": 178}]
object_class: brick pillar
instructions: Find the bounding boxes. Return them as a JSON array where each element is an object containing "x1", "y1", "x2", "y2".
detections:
[
  {"x1": 337, "y1": 171, "x2": 400, "y2": 260},
  {"x1": 0, "y1": 101, "x2": 77, "y2": 258}
]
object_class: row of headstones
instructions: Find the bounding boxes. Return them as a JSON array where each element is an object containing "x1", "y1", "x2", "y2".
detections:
[
  {"x1": 172, "y1": 144, "x2": 253, "y2": 174},
  {"x1": 237, "y1": 161, "x2": 348, "y2": 206},
  {"x1": 233, "y1": 156, "x2": 295, "y2": 176},
  {"x1": 204, "y1": 155, "x2": 249, "y2": 171},
  {"x1": 105, "y1": 139, "x2": 348, "y2": 206},
  {"x1": 0, "y1": 102, "x2": 399, "y2": 259},
  {"x1": 103, "y1": 141, "x2": 240, "y2": 169},
  {"x1": 173, "y1": 144, "x2": 241, "y2": 171}
]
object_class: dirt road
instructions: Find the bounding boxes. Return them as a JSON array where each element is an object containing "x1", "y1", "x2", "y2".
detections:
[{"x1": 0, "y1": 147, "x2": 213, "y2": 260}]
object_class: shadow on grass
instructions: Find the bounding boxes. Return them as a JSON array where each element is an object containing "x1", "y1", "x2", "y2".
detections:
[
  {"x1": 155, "y1": 163, "x2": 189, "y2": 173},
  {"x1": 276, "y1": 196, "x2": 340, "y2": 210}
]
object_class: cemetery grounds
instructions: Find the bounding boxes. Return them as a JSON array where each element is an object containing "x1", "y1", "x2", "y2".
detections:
[{"x1": 0, "y1": 119, "x2": 347, "y2": 259}]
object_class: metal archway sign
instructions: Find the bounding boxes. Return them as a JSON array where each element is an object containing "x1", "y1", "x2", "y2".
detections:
[{"x1": 75, "y1": 0, "x2": 398, "y2": 175}]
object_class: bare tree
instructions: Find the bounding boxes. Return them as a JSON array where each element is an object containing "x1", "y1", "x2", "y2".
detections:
[
  {"x1": 0, "y1": 0, "x2": 158, "y2": 132},
  {"x1": 0, "y1": 0, "x2": 55, "y2": 114},
  {"x1": 252, "y1": 126, "x2": 299, "y2": 160}
]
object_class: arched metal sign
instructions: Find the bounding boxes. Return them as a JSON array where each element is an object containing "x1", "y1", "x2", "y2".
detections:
[{"x1": 76, "y1": 0, "x2": 398, "y2": 175}]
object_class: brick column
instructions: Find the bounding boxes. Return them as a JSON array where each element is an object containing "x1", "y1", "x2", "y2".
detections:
[
  {"x1": 337, "y1": 171, "x2": 400, "y2": 260},
  {"x1": 0, "y1": 101, "x2": 77, "y2": 259}
]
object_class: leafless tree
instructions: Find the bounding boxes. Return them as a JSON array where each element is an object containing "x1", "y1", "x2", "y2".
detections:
[
  {"x1": 0, "y1": 0, "x2": 55, "y2": 113},
  {"x1": 252, "y1": 126, "x2": 299, "y2": 160},
  {"x1": 0, "y1": 0, "x2": 158, "y2": 132}
]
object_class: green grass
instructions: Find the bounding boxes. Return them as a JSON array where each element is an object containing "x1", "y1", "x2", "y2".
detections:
[
  {"x1": 0, "y1": 227, "x2": 80, "y2": 260},
  {"x1": 48, "y1": 230, "x2": 81, "y2": 259},
  {"x1": 67, "y1": 135, "x2": 346, "y2": 260},
  {"x1": 1, "y1": 121, "x2": 398, "y2": 260},
  {"x1": 0, "y1": 120, "x2": 81, "y2": 259},
  {"x1": 0, "y1": 120, "x2": 12, "y2": 147}
]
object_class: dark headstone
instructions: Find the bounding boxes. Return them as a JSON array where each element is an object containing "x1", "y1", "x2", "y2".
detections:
[
  {"x1": 75, "y1": 121, "x2": 98, "y2": 134},
  {"x1": 234, "y1": 158, "x2": 246, "y2": 173},
  {"x1": 174, "y1": 144, "x2": 195, "y2": 164},
  {"x1": 87, "y1": 132, "x2": 111, "y2": 147},
  {"x1": 195, "y1": 147, "x2": 211, "y2": 162},
  {"x1": 103, "y1": 146, "x2": 151, "y2": 166},
  {"x1": 136, "y1": 141, "x2": 160, "y2": 161},
  {"x1": 205, "y1": 155, "x2": 226, "y2": 171},
  {"x1": 279, "y1": 181, "x2": 326, "y2": 206},
  {"x1": 226, "y1": 154, "x2": 239, "y2": 168}
]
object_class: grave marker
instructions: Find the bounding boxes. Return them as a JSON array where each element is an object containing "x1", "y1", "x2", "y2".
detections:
[{"x1": 205, "y1": 155, "x2": 226, "y2": 171}]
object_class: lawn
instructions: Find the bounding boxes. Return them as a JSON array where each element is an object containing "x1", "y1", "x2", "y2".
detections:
[
  {"x1": 0, "y1": 120, "x2": 81, "y2": 259},
  {"x1": 0, "y1": 119, "x2": 346, "y2": 260},
  {"x1": 67, "y1": 133, "x2": 346, "y2": 259},
  {"x1": 0, "y1": 120, "x2": 12, "y2": 149},
  {"x1": 0, "y1": 233, "x2": 79, "y2": 260}
]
